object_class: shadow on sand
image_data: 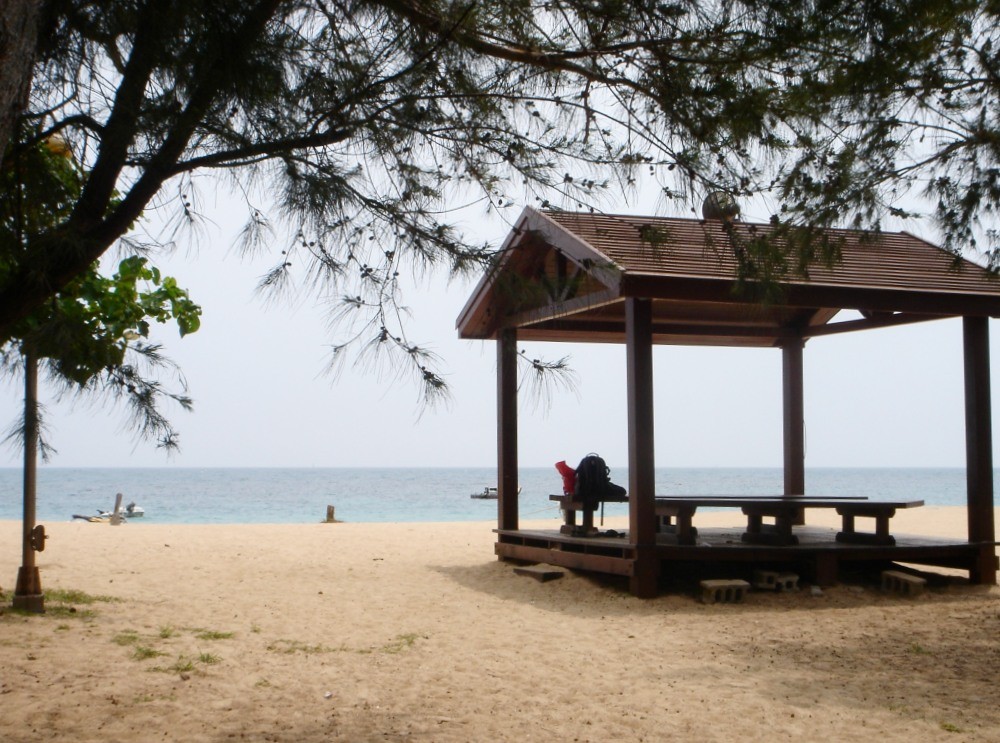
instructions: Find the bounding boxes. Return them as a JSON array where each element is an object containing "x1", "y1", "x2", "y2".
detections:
[{"x1": 432, "y1": 558, "x2": 992, "y2": 619}]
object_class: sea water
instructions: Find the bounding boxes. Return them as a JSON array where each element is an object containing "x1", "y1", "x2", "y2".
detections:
[{"x1": 0, "y1": 467, "x2": 989, "y2": 525}]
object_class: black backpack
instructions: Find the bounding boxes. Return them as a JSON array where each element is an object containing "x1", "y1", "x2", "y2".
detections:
[{"x1": 574, "y1": 453, "x2": 610, "y2": 508}]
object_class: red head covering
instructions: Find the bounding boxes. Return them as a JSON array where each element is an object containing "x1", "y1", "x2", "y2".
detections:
[{"x1": 554, "y1": 460, "x2": 576, "y2": 495}]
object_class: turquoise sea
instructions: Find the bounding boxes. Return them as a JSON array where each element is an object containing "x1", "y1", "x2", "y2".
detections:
[{"x1": 0, "y1": 467, "x2": 992, "y2": 525}]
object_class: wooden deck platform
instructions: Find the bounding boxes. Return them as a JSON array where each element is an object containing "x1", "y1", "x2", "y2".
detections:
[{"x1": 495, "y1": 526, "x2": 999, "y2": 588}]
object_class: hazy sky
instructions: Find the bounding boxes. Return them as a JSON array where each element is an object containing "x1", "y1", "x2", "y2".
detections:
[{"x1": 1, "y1": 192, "x2": 995, "y2": 471}]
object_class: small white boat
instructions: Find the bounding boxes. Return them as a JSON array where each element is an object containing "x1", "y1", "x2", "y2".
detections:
[
  {"x1": 95, "y1": 501, "x2": 145, "y2": 519},
  {"x1": 470, "y1": 486, "x2": 521, "y2": 500}
]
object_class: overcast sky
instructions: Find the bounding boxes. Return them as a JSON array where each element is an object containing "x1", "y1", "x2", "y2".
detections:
[{"x1": 1, "y1": 191, "x2": 996, "y2": 470}]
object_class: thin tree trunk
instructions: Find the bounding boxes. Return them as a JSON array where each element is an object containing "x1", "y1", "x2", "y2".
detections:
[
  {"x1": 14, "y1": 345, "x2": 44, "y2": 611},
  {"x1": 21, "y1": 345, "x2": 38, "y2": 573}
]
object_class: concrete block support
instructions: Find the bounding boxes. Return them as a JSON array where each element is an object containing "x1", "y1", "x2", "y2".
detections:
[
  {"x1": 753, "y1": 570, "x2": 799, "y2": 591},
  {"x1": 881, "y1": 570, "x2": 926, "y2": 597},
  {"x1": 700, "y1": 579, "x2": 750, "y2": 604}
]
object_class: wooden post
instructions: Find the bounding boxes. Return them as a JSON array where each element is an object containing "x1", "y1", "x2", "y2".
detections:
[
  {"x1": 963, "y1": 316, "x2": 997, "y2": 584},
  {"x1": 782, "y1": 337, "x2": 806, "y2": 525},
  {"x1": 626, "y1": 298, "x2": 658, "y2": 597},
  {"x1": 497, "y1": 327, "x2": 519, "y2": 532},
  {"x1": 109, "y1": 492, "x2": 124, "y2": 526},
  {"x1": 13, "y1": 345, "x2": 44, "y2": 612},
  {"x1": 782, "y1": 337, "x2": 806, "y2": 497}
]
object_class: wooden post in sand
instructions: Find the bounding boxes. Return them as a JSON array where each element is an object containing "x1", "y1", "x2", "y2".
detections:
[
  {"x1": 325, "y1": 505, "x2": 336, "y2": 523},
  {"x1": 109, "y1": 492, "x2": 124, "y2": 526}
]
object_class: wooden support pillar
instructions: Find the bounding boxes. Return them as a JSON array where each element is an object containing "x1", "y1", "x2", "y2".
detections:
[
  {"x1": 963, "y1": 316, "x2": 997, "y2": 584},
  {"x1": 626, "y1": 298, "x2": 658, "y2": 598},
  {"x1": 782, "y1": 337, "x2": 806, "y2": 497},
  {"x1": 497, "y1": 327, "x2": 519, "y2": 532}
]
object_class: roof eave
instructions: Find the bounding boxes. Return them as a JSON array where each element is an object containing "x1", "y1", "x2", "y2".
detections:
[{"x1": 620, "y1": 273, "x2": 1000, "y2": 317}]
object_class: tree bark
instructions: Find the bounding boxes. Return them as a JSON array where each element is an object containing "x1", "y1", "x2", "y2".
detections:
[{"x1": 0, "y1": 0, "x2": 42, "y2": 164}]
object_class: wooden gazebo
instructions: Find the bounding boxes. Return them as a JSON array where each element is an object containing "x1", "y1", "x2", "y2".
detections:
[{"x1": 457, "y1": 207, "x2": 1000, "y2": 597}]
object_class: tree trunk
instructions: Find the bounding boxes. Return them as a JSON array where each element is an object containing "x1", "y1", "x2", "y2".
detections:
[
  {"x1": 0, "y1": 0, "x2": 42, "y2": 163},
  {"x1": 13, "y1": 344, "x2": 44, "y2": 612}
]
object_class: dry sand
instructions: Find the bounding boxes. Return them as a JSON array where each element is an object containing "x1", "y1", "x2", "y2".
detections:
[{"x1": 1, "y1": 507, "x2": 999, "y2": 742}]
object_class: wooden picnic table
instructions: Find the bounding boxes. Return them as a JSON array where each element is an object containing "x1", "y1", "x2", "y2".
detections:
[
  {"x1": 549, "y1": 493, "x2": 924, "y2": 545},
  {"x1": 653, "y1": 495, "x2": 924, "y2": 546}
]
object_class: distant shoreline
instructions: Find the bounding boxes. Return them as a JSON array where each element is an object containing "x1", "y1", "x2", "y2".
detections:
[
  {"x1": 1, "y1": 503, "x2": 996, "y2": 531},
  {"x1": 1, "y1": 467, "x2": 991, "y2": 525}
]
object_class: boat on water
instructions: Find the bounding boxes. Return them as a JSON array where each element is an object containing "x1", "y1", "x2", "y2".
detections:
[
  {"x1": 74, "y1": 501, "x2": 146, "y2": 522},
  {"x1": 470, "y1": 487, "x2": 520, "y2": 500},
  {"x1": 99, "y1": 501, "x2": 145, "y2": 518}
]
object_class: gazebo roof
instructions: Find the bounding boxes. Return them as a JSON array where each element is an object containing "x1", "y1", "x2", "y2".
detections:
[{"x1": 457, "y1": 207, "x2": 1000, "y2": 347}]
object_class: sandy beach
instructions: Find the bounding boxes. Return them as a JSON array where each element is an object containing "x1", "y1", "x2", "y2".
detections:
[{"x1": 1, "y1": 507, "x2": 999, "y2": 742}]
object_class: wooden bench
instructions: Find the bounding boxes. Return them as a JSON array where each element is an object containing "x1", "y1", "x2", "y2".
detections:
[
  {"x1": 549, "y1": 493, "x2": 628, "y2": 536},
  {"x1": 654, "y1": 496, "x2": 924, "y2": 546},
  {"x1": 654, "y1": 495, "x2": 867, "y2": 544}
]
